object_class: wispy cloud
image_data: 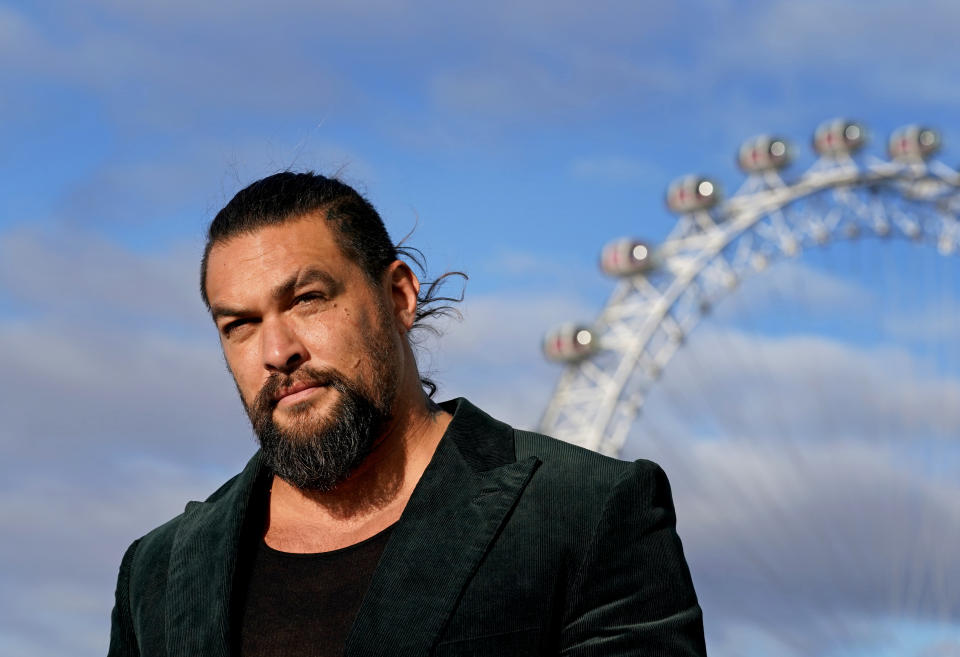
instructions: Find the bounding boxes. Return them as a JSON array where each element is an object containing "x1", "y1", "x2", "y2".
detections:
[
  {"x1": 569, "y1": 155, "x2": 664, "y2": 183},
  {"x1": 884, "y1": 297, "x2": 960, "y2": 341},
  {"x1": 618, "y1": 322, "x2": 960, "y2": 654},
  {"x1": 0, "y1": 227, "x2": 203, "y2": 322},
  {"x1": 427, "y1": 289, "x2": 595, "y2": 428}
]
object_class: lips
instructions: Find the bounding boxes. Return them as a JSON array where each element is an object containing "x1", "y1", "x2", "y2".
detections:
[{"x1": 274, "y1": 380, "x2": 326, "y2": 404}]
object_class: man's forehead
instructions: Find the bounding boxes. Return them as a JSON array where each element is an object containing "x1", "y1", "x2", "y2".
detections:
[
  {"x1": 218, "y1": 214, "x2": 337, "y2": 252},
  {"x1": 211, "y1": 214, "x2": 350, "y2": 266},
  {"x1": 206, "y1": 216, "x2": 353, "y2": 298}
]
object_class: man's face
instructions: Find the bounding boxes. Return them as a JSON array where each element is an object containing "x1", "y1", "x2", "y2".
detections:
[{"x1": 204, "y1": 214, "x2": 403, "y2": 489}]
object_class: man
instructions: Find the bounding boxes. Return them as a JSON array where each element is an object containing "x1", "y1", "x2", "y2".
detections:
[{"x1": 108, "y1": 172, "x2": 706, "y2": 656}]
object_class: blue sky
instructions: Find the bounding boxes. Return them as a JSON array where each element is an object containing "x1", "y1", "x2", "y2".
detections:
[{"x1": 2, "y1": 1, "x2": 959, "y2": 655}]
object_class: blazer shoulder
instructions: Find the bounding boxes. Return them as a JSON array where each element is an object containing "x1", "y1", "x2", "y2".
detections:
[
  {"x1": 128, "y1": 467, "x2": 249, "y2": 571},
  {"x1": 511, "y1": 429, "x2": 679, "y2": 573},
  {"x1": 515, "y1": 428, "x2": 636, "y2": 480},
  {"x1": 513, "y1": 428, "x2": 665, "y2": 504}
]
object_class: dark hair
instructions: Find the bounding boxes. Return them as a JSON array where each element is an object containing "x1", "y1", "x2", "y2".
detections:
[{"x1": 200, "y1": 171, "x2": 465, "y2": 397}]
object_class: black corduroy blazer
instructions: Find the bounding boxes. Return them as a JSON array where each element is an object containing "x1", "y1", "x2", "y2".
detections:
[{"x1": 108, "y1": 398, "x2": 706, "y2": 656}]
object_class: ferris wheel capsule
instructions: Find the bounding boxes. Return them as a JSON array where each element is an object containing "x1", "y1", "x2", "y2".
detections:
[
  {"x1": 543, "y1": 323, "x2": 596, "y2": 363},
  {"x1": 812, "y1": 119, "x2": 867, "y2": 156},
  {"x1": 600, "y1": 238, "x2": 655, "y2": 277},
  {"x1": 737, "y1": 135, "x2": 793, "y2": 172},
  {"x1": 888, "y1": 125, "x2": 941, "y2": 161},
  {"x1": 665, "y1": 175, "x2": 722, "y2": 214}
]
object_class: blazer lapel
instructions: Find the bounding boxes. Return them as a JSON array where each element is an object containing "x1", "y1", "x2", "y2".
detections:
[
  {"x1": 164, "y1": 453, "x2": 268, "y2": 657},
  {"x1": 346, "y1": 400, "x2": 540, "y2": 657}
]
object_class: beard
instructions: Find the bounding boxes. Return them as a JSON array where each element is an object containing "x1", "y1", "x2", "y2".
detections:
[
  {"x1": 247, "y1": 365, "x2": 393, "y2": 491},
  {"x1": 240, "y1": 296, "x2": 402, "y2": 491}
]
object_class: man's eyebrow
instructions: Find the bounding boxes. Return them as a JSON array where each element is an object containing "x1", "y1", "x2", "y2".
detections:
[
  {"x1": 271, "y1": 267, "x2": 340, "y2": 302},
  {"x1": 210, "y1": 304, "x2": 250, "y2": 322}
]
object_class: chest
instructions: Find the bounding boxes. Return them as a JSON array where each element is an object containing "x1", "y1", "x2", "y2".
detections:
[{"x1": 239, "y1": 527, "x2": 393, "y2": 657}]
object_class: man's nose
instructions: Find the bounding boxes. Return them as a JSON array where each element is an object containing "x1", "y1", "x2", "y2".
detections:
[{"x1": 260, "y1": 316, "x2": 308, "y2": 373}]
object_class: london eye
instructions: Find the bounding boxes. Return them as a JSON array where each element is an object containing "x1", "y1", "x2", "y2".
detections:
[{"x1": 539, "y1": 119, "x2": 960, "y2": 655}]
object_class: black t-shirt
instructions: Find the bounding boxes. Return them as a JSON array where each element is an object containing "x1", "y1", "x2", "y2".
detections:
[{"x1": 239, "y1": 524, "x2": 394, "y2": 657}]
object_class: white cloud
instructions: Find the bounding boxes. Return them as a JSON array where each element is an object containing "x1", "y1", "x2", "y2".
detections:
[
  {"x1": 426, "y1": 289, "x2": 595, "y2": 428},
  {"x1": 609, "y1": 322, "x2": 960, "y2": 655},
  {"x1": 884, "y1": 297, "x2": 960, "y2": 341},
  {"x1": 0, "y1": 318, "x2": 252, "y2": 457},
  {"x1": 730, "y1": 0, "x2": 960, "y2": 68},
  {"x1": 0, "y1": 0, "x2": 678, "y2": 133},
  {"x1": 63, "y1": 137, "x2": 375, "y2": 229},
  {"x1": 569, "y1": 155, "x2": 664, "y2": 183},
  {"x1": 702, "y1": 0, "x2": 960, "y2": 109},
  {"x1": 1, "y1": 462, "x2": 240, "y2": 657},
  {"x1": 720, "y1": 258, "x2": 873, "y2": 318},
  {"x1": 478, "y1": 247, "x2": 604, "y2": 291},
  {"x1": 0, "y1": 6, "x2": 40, "y2": 58},
  {"x1": 6, "y1": 0, "x2": 957, "y2": 165},
  {"x1": 4, "y1": 0, "x2": 958, "y2": 157},
  {"x1": 639, "y1": 327, "x2": 960, "y2": 445},
  {"x1": 0, "y1": 227, "x2": 256, "y2": 471},
  {"x1": 0, "y1": 229, "x2": 255, "y2": 656},
  {"x1": 428, "y1": 48, "x2": 685, "y2": 124},
  {"x1": 0, "y1": 227, "x2": 204, "y2": 323},
  {"x1": 634, "y1": 438, "x2": 960, "y2": 656},
  {"x1": 0, "y1": 5, "x2": 349, "y2": 131},
  {"x1": 922, "y1": 638, "x2": 960, "y2": 657}
]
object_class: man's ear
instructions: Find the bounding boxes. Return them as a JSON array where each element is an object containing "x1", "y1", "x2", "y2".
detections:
[{"x1": 385, "y1": 260, "x2": 419, "y2": 332}]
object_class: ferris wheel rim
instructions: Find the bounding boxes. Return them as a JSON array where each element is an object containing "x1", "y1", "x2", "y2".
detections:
[{"x1": 538, "y1": 123, "x2": 960, "y2": 456}]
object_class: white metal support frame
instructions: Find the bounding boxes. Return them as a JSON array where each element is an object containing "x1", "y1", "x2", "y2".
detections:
[{"x1": 538, "y1": 121, "x2": 960, "y2": 455}]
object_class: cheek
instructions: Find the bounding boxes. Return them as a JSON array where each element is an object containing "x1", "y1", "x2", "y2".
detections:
[
  {"x1": 298, "y1": 313, "x2": 368, "y2": 369},
  {"x1": 223, "y1": 346, "x2": 264, "y2": 401}
]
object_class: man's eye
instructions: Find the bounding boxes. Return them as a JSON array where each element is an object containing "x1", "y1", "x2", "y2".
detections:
[
  {"x1": 222, "y1": 318, "x2": 254, "y2": 336},
  {"x1": 294, "y1": 292, "x2": 324, "y2": 305}
]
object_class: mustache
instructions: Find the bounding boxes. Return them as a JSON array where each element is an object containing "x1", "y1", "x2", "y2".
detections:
[{"x1": 252, "y1": 366, "x2": 349, "y2": 413}]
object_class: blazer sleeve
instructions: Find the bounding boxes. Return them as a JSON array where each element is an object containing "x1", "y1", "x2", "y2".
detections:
[
  {"x1": 107, "y1": 539, "x2": 141, "y2": 657},
  {"x1": 559, "y1": 460, "x2": 706, "y2": 656}
]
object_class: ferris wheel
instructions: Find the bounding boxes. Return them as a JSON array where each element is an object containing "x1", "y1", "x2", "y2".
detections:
[
  {"x1": 539, "y1": 119, "x2": 960, "y2": 455},
  {"x1": 536, "y1": 119, "x2": 960, "y2": 655}
]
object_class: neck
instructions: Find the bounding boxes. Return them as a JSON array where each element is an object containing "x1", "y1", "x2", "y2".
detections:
[{"x1": 265, "y1": 395, "x2": 452, "y2": 552}]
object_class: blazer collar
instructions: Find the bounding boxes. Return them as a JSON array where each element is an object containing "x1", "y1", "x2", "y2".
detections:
[
  {"x1": 164, "y1": 398, "x2": 539, "y2": 657},
  {"x1": 346, "y1": 398, "x2": 540, "y2": 656}
]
